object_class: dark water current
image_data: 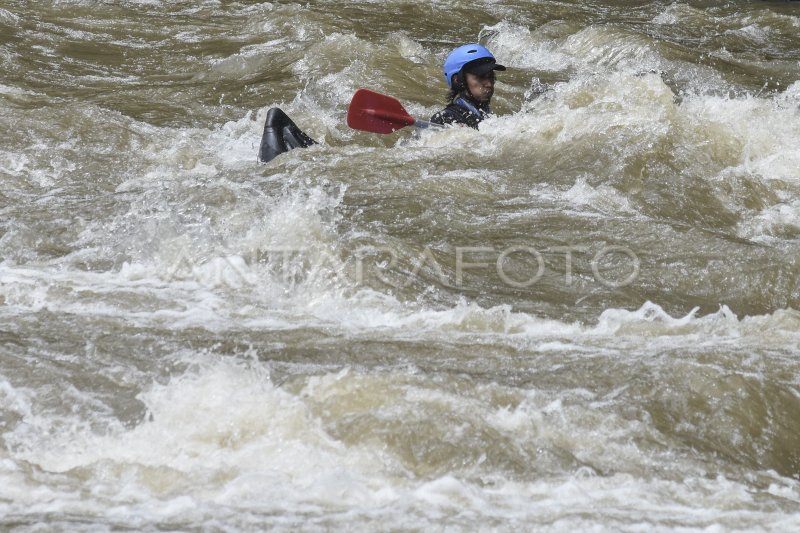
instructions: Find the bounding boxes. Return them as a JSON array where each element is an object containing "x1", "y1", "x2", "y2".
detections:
[{"x1": 2, "y1": 1, "x2": 800, "y2": 530}]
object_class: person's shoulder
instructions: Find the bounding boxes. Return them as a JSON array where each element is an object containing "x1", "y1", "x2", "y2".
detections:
[{"x1": 430, "y1": 104, "x2": 479, "y2": 129}]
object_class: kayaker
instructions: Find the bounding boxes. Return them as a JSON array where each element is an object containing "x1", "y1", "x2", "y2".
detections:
[
  {"x1": 430, "y1": 44, "x2": 506, "y2": 129},
  {"x1": 259, "y1": 43, "x2": 506, "y2": 162}
]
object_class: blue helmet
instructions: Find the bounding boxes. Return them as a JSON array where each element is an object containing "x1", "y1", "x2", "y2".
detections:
[{"x1": 443, "y1": 44, "x2": 505, "y2": 88}]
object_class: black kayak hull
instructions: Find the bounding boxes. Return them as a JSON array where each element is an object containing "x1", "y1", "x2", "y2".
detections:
[{"x1": 258, "y1": 107, "x2": 316, "y2": 163}]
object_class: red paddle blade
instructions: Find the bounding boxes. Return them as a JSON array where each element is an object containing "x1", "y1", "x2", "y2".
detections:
[{"x1": 347, "y1": 89, "x2": 416, "y2": 134}]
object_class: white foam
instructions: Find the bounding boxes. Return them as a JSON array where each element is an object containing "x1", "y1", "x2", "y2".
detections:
[
  {"x1": 481, "y1": 21, "x2": 573, "y2": 72},
  {"x1": 595, "y1": 301, "x2": 703, "y2": 334},
  {"x1": 0, "y1": 376, "x2": 34, "y2": 420},
  {"x1": 563, "y1": 177, "x2": 638, "y2": 216},
  {"x1": 8, "y1": 358, "x2": 394, "y2": 514},
  {"x1": 0, "y1": 8, "x2": 21, "y2": 24},
  {"x1": 741, "y1": 199, "x2": 800, "y2": 241},
  {"x1": 652, "y1": 4, "x2": 684, "y2": 25},
  {"x1": 4, "y1": 249, "x2": 800, "y2": 348},
  {"x1": 0, "y1": 151, "x2": 29, "y2": 176},
  {"x1": 4, "y1": 349, "x2": 800, "y2": 529}
]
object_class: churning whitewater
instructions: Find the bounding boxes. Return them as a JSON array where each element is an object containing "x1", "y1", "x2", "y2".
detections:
[{"x1": 1, "y1": 0, "x2": 800, "y2": 531}]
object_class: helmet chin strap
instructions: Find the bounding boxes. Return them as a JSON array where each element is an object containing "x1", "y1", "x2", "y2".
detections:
[{"x1": 454, "y1": 95, "x2": 485, "y2": 120}]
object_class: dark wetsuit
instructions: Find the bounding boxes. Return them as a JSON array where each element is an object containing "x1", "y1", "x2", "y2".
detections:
[{"x1": 430, "y1": 96, "x2": 492, "y2": 129}]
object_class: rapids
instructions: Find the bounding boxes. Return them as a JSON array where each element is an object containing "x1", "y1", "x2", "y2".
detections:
[{"x1": 1, "y1": 1, "x2": 800, "y2": 530}]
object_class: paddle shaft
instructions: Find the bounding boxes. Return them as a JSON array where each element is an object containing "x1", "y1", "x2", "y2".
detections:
[{"x1": 413, "y1": 119, "x2": 440, "y2": 129}]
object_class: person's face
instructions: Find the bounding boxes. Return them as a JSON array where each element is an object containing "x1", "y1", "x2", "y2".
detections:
[{"x1": 465, "y1": 71, "x2": 495, "y2": 103}]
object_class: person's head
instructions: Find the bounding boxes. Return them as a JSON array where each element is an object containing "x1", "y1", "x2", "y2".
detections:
[{"x1": 443, "y1": 44, "x2": 506, "y2": 103}]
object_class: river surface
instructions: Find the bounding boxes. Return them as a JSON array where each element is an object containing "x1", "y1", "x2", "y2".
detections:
[{"x1": 2, "y1": 1, "x2": 800, "y2": 531}]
